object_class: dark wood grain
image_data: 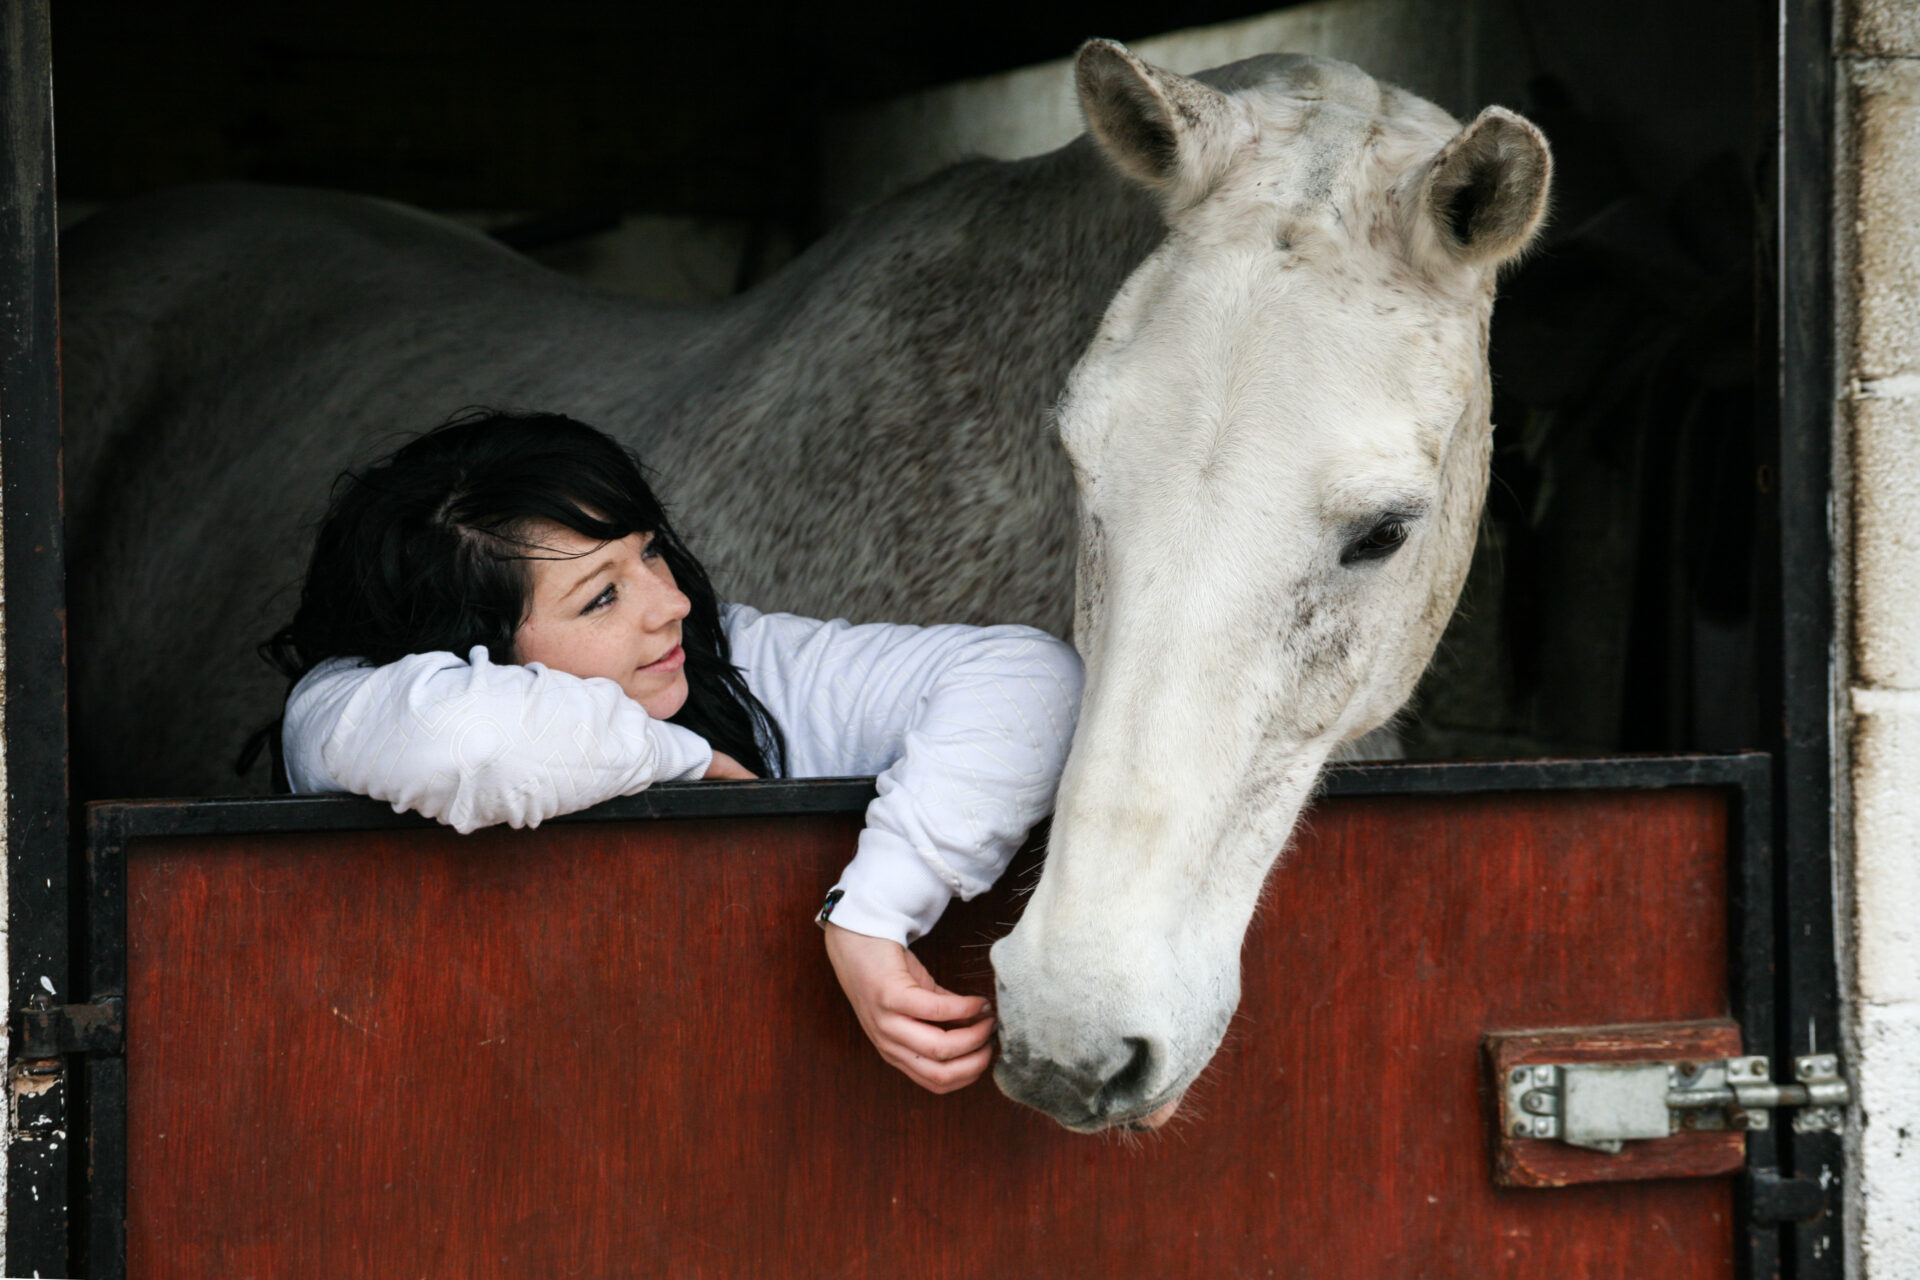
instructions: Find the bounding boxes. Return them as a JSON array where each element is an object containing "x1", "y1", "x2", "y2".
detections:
[
  {"x1": 1486, "y1": 1020, "x2": 1748, "y2": 1187},
  {"x1": 125, "y1": 789, "x2": 1737, "y2": 1279}
]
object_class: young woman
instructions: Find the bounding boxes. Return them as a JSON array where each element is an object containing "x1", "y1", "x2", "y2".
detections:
[{"x1": 263, "y1": 410, "x2": 1082, "y2": 1094}]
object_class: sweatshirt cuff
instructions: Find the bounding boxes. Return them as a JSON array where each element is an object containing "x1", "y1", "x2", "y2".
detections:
[
  {"x1": 642, "y1": 720, "x2": 714, "y2": 784},
  {"x1": 816, "y1": 829, "x2": 955, "y2": 946}
]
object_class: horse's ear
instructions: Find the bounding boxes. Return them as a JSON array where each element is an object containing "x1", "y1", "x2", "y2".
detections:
[
  {"x1": 1076, "y1": 39, "x2": 1237, "y2": 209},
  {"x1": 1421, "y1": 107, "x2": 1552, "y2": 266}
]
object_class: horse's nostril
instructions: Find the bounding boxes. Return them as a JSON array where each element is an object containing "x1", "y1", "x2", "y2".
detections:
[
  {"x1": 995, "y1": 1035, "x2": 1165, "y2": 1128},
  {"x1": 1102, "y1": 1036, "x2": 1155, "y2": 1108}
]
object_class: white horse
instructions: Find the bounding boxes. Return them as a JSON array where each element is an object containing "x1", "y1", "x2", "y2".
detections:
[
  {"x1": 59, "y1": 42, "x2": 1547, "y2": 1129},
  {"x1": 989, "y1": 44, "x2": 1547, "y2": 1130}
]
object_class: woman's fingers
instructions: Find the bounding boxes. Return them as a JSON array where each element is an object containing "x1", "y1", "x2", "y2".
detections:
[
  {"x1": 703, "y1": 750, "x2": 757, "y2": 780},
  {"x1": 883, "y1": 982, "x2": 989, "y2": 1025},
  {"x1": 885, "y1": 1040, "x2": 995, "y2": 1094},
  {"x1": 878, "y1": 1010, "x2": 996, "y2": 1063},
  {"x1": 819, "y1": 923, "x2": 995, "y2": 1092}
]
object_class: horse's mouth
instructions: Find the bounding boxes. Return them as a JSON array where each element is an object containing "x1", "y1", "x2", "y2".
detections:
[
  {"x1": 1117, "y1": 1092, "x2": 1186, "y2": 1132},
  {"x1": 1048, "y1": 1087, "x2": 1188, "y2": 1134},
  {"x1": 993, "y1": 1046, "x2": 1195, "y2": 1134}
]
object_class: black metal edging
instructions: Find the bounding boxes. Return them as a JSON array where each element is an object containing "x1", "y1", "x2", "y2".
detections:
[
  {"x1": 1777, "y1": 0, "x2": 1844, "y2": 1277},
  {"x1": 80, "y1": 752, "x2": 1773, "y2": 842},
  {"x1": 1319, "y1": 753, "x2": 1772, "y2": 796},
  {"x1": 1733, "y1": 745, "x2": 1782, "y2": 1280},
  {"x1": 75, "y1": 807, "x2": 130, "y2": 1280},
  {"x1": 1, "y1": 1, "x2": 73, "y2": 1276},
  {"x1": 87, "y1": 775, "x2": 883, "y2": 839}
]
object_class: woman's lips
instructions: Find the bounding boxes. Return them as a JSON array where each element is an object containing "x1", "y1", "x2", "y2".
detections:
[{"x1": 639, "y1": 644, "x2": 685, "y2": 674}]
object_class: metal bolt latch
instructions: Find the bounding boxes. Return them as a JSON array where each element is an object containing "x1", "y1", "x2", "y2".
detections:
[{"x1": 1503, "y1": 1054, "x2": 1851, "y2": 1153}]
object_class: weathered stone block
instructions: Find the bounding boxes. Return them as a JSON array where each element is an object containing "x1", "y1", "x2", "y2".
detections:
[
  {"x1": 1852, "y1": 397, "x2": 1920, "y2": 688},
  {"x1": 1846, "y1": 0, "x2": 1920, "y2": 56},
  {"x1": 1849, "y1": 59, "x2": 1920, "y2": 382},
  {"x1": 1856, "y1": 1004, "x2": 1920, "y2": 1271},
  {"x1": 1851, "y1": 691, "x2": 1920, "y2": 1005}
]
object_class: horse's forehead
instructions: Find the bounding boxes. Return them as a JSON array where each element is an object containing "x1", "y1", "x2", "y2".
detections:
[
  {"x1": 1255, "y1": 100, "x2": 1446, "y2": 194},
  {"x1": 1212, "y1": 57, "x2": 1460, "y2": 206},
  {"x1": 1207, "y1": 53, "x2": 1458, "y2": 133}
]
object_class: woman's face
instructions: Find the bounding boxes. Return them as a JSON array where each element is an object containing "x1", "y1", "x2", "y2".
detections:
[{"x1": 513, "y1": 524, "x2": 692, "y2": 720}]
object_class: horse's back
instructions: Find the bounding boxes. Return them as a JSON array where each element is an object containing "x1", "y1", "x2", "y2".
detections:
[{"x1": 64, "y1": 185, "x2": 559, "y2": 506}]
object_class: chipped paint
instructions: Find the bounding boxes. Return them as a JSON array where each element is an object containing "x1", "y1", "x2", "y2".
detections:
[{"x1": 9, "y1": 1072, "x2": 56, "y2": 1101}]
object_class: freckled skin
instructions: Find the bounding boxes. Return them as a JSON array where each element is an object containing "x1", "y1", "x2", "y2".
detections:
[{"x1": 511, "y1": 528, "x2": 693, "y2": 720}]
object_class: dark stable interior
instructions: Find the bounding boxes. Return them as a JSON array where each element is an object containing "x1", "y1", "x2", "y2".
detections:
[{"x1": 50, "y1": 0, "x2": 1771, "y2": 763}]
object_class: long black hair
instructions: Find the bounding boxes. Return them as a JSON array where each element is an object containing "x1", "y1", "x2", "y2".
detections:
[{"x1": 248, "y1": 409, "x2": 785, "y2": 779}]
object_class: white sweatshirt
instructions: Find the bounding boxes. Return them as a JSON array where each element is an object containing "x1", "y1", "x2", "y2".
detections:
[{"x1": 283, "y1": 603, "x2": 1083, "y2": 946}]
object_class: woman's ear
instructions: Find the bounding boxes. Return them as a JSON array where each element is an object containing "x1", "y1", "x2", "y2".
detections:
[
  {"x1": 1076, "y1": 39, "x2": 1240, "y2": 211},
  {"x1": 1420, "y1": 107, "x2": 1552, "y2": 267}
]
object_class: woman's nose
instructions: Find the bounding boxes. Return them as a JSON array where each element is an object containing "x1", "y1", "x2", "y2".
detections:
[{"x1": 646, "y1": 579, "x2": 691, "y2": 630}]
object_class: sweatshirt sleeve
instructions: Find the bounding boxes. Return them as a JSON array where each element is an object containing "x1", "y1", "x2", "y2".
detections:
[
  {"x1": 283, "y1": 648, "x2": 715, "y2": 833},
  {"x1": 724, "y1": 604, "x2": 1084, "y2": 946}
]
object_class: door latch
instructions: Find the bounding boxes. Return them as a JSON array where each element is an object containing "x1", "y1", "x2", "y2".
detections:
[{"x1": 1503, "y1": 1053, "x2": 1851, "y2": 1153}]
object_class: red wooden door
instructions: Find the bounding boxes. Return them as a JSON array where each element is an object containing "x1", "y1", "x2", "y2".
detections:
[{"x1": 106, "y1": 770, "x2": 1746, "y2": 1278}]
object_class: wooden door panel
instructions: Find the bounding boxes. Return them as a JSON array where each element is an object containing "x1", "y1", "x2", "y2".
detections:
[{"x1": 125, "y1": 789, "x2": 1733, "y2": 1278}]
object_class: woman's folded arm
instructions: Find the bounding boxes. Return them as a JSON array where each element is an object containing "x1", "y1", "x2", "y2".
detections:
[
  {"x1": 283, "y1": 647, "x2": 715, "y2": 832},
  {"x1": 724, "y1": 605, "x2": 1084, "y2": 945}
]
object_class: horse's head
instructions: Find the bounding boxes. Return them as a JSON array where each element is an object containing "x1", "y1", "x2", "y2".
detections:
[{"x1": 991, "y1": 41, "x2": 1550, "y2": 1131}]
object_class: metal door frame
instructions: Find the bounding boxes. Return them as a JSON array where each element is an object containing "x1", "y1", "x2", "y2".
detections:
[
  {"x1": 2, "y1": 1, "x2": 76, "y2": 1275},
  {"x1": 1772, "y1": 0, "x2": 1845, "y2": 1273}
]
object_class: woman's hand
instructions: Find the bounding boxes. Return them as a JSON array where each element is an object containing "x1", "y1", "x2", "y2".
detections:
[
  {"x1": 703, "y1": 750, "x2": 756, "y2": 780},
  {"x1": 822, "y1": 923, "x2": 995, "y2": 1094}
]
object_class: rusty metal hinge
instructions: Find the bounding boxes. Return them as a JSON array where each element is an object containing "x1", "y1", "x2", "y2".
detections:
[{"x1": 13, "y1": 994, "x2": 125, "y2": 1058}]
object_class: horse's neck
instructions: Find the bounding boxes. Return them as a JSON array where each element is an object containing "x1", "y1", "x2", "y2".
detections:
[{"x1": 642, "y1": 141, "x2": 1163, "y2": 631}]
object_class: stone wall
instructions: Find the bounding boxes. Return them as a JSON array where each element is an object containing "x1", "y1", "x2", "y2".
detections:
[{"x1": 1838, "y1": 2, "x2": 1920, "y2": 1272}]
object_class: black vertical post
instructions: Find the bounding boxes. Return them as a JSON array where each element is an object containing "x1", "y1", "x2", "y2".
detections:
[
  {"x1": 0, "y1": 0, "x2": 72, "y2": 1275},
  {"x1": 1733, "y1": 756, "x2": 1782, "y2": 1280},
  {"x1": 1777, "y1": 0, "x2": 1844, "y2": 1276}
]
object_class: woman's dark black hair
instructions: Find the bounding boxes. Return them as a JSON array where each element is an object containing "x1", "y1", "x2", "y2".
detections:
[{"x1": 245, "y1": 409, "x2": 784, "y2": 781}]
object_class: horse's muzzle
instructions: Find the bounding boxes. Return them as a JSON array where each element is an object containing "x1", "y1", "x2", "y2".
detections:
[{"x1": 993, "y1": 1034, "x2": 1167, "y2": 1131}]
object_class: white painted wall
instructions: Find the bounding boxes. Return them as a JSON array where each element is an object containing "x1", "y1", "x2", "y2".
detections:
[
  {"x1": 820, "y1": 0, "x2": 1526, "y2": 224},
  {"x1": 1837, "y1": 3, "x2": 1920, "y2": 1274}
]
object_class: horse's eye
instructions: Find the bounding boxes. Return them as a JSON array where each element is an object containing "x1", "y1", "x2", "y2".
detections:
[{"x1": 1342, "y1": 517, "x2": 1411, "y2": 565}]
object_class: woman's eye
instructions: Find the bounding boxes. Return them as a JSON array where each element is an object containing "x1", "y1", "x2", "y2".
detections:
[
  {"x1": 581, "y1": 584, "x2": 617, "y2": 615},
  {"x1": 641, "y1": 536, "x2": 663, "y2": 561},
  {"x1": 1342, "y1": 518, "x2": 1411, "y2": 565}
]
